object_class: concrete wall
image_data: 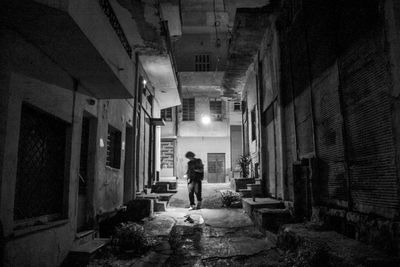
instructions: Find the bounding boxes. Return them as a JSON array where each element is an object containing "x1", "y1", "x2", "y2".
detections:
[
  {"x1": 176, "y1": 137, "x2": 231, "y2": 182},
  {"x1": 178, "y1": 96, "x2": 229, "y2": 137},
  {"x1": 0, "y1": 25, "x2": 138, "y2": 266},
  {"x1": 174, "y1": 33, "x2": 228, "y2": 72},
  {"x1": 242, "y1": 69, "x2": 260, "y2": 177}
]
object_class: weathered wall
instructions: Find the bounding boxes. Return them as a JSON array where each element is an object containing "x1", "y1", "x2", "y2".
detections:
[
  {"x1": 242, "y1": 69, "x2": 260, "y2": 177},
  {"x1": 176, "y1": 137, "x2": 231, "y2": 182},
  {"x1": 0, "y1": 26, "x2": 136, "y2": 266},
  {"x1": 174, "y1": 33, "x2": 228, "y2": 72},
  {"x1": 178, "y1": 96, "x2": 229, "y2": 137},
  {"x1": 265, "y1": 0, "x2": 400, "y2": 254}
]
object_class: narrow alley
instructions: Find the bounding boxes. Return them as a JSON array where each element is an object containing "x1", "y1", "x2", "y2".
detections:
[
  {"x1": 2, "y1": 0, "x2": 400, "y2": 266},
  {"x1": 88, "y1": 182, "x2": 281, "y2": 266}
]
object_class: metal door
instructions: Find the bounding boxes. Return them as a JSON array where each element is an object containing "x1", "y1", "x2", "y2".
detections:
[{"x1": 207, "y1": 153, "x2": 225, "y2": 183}]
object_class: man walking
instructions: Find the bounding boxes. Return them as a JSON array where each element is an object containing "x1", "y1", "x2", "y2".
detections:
[{"x1": 185, "y1": 151, "x2": 204, "y2": 210}]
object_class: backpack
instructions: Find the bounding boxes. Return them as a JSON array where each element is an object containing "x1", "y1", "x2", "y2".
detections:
[{"x1": 193, "y1": 158, "x2": 204, "y2": 180}]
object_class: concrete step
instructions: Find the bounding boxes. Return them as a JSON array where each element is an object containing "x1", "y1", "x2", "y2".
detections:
[
  {"x1": 64, "y1": 238, "x2": 111, "y2": 267},
  {"x1": 74, "y1": 229, "x2": 97, "y2": 246},
  {"x1": 253, "y1": 208, "x2": 293, "y2": 233},
  {"x1": 246, "y1": 183, "x2": 263, "y2": 198},
  {"x1": 242, "y1": 198, "x2": 285, "y2": 218},
  {"x1": 154, "y1": 200, "x2": 168, "y2": 212},
  {"x1": 238, "y1": 188, "x2": 252, "y2": 198},
  {"x1": 136, "y1": 193, "x2": 175, "y2": 202},
  {"x1": 231, "y1": 178, "x2": 255, "y2": 192},
  {"x1": 152, "y1": 181, "x2": 178, "y2": 193},
  {"x1": 277, "y1": 224, "x2": 400, "y2": 266},
  {"x1": 125, "y1": 198, "x2": 154, "y2": 221}
]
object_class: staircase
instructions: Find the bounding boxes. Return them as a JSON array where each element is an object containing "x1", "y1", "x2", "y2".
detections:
[
  {"x1": 62, "y1": 230, "x2": 110, "y2": 267},
  {"x1": 232, "y1": 177, "x2": 293, "y2": 234}
]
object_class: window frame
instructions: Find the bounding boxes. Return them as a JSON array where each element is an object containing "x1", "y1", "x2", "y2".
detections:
[
  {"x1": 14, "y1": 102, "x2": 69, "y2": 225},
  {"x1": 195, "y1": 54, "x2": 211, "y2": 72},
  {"x1": 106, "y1": 125, "x2": 122, "y2": 169},
  {"x1": 182, "y1": 98, "x2": 195, "y2": 121},
  {"x1": 161, "y1": 108, "x2": 173, "y2": 121},
  {"x1": 210, "y1": 98, "x2": 223, "y2": 121}
]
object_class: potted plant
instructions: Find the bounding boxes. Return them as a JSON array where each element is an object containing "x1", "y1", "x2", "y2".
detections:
[
  {"x1": 237, "y1": 154, "x2": 251, "y2": 178},
  {"x1": 112, "y1": 222, "x2": 155, "y2": 254}
]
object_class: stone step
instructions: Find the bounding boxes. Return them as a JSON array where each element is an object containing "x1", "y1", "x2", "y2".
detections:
[
  {"x1": 277, "y1": 224, "x2": 400, "y2": 266},
  {"x1": 238, "y1": 188, "x2": 252, "y2": 198},
  {"x1": 253, "y1": 208, "x2": 293, "y2": 233},
  {"x1": 231, "y1": 178, "x2": 255, "y2": 192},
  {"x1": 151, "y1": 181, "x2": 178, "y2": 193},
  {"x1": 254, "y1": 178, "x2": 262, "y2": 185},
  {"x1": 154, "y1": 200, "x2": 168, "y2": 212},
  {"x1": 74, "y1": 229, "x2": 97, "y2": 246},
  {"x1": 246, "y1": 183, "x2": 263, "y2": 198},
  {"x1": 64, "y1": 238, "x2": 111, "y2": 266},
  {"x1": 242, "y1": 198, "x2": 285, "y2": 218}
]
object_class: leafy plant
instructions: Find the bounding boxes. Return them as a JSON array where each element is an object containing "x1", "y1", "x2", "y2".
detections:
[
  {"x1": 220, "y1": 190, "x2": 242, "y2": 208},
  {"x1": 111, "y1": 222, "x2": 156, "y2": 255},
  {"x1": 237, "y1": 154, "x2": 251, "y2": 178}
]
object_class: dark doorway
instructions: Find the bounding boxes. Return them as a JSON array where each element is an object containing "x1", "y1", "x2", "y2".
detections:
[
  {"x1": 207, "y1": 153, "x2": 225, "y2": 183},
  {"x1": 77, "y1": 112, "x2": 97, "y2": 232},
  {"x1": 124, "y1": 124, "x2": 134, "y2": 203}
]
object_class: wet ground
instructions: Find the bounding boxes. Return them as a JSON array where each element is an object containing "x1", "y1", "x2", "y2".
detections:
[{"x1": 89, "y1": 182, "x2": 284, "y2": 266}]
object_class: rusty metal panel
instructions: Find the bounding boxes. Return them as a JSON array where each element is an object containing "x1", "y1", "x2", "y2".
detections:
[
  {"x1": 284, "y1": 103, "x2": 296, "y2": 201},
  {"x1": 340, "y1": 31, "x2": 399, "y2": 213},
  {"x1": 295, "y1": 90, "x2": 314, "y2": 156},
  {"x1": 313, "y1": 66, "x2": 347, "y2": 205}
]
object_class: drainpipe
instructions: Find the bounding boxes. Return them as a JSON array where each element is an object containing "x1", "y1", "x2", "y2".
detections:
[{"x1": 132, "y1": 52, "x2": 140, "y2": 199}]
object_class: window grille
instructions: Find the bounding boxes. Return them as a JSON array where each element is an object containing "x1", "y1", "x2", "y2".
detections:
[
  {"x1": 234, "y1": 102, "x2": 241, "y2": 111},
  {"x1": 182, "y1": 98, "x2": 195, "y2": 121},
  {"x1": 14, "y1": 103, "x2": 68, "y2": 220},
  {"x1": 161, "y1": 108, "x2": 172, "y2": 121},
  {"x1": 106, "y1": 125, "x2": 121, "y2": 169},
  {"x1": 210, "y1": 98, "x2": 222, "y2": 121},
  {"x1": 195, "y1": 55, "x2": 210, "y2": 71}
]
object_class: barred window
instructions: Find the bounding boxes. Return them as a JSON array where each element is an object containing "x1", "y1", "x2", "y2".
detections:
[
  {"x1": 182, "y1": 98, "x2": 195, "y2": 121},
  {"x1": 161, "y1": 108, "x2": 172, "y2": 121},
  {"x1": 195, "y1": 55, "x2": 210, "y2": 71},
  {"x1": 233, "y1": 102, "x2": 241, "y2": 111},
  {"x1": 210, "y1": 98, "x2": 222, "y2": 121},
  {"x1": 15, "y1": 103, "x2": 68, "y2": 221},
  {"x1": 106, "y1": 125, "x2": 121, "y2": 169}
]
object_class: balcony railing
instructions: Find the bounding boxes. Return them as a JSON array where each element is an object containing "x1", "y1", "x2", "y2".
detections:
[{"x1": 99, "y1": 0, "x2": 132, "y2": 58}]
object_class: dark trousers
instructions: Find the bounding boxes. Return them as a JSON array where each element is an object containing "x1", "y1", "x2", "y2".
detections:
[{"x1": 188, "y1": 180, "x2": 202, "y2": 206}]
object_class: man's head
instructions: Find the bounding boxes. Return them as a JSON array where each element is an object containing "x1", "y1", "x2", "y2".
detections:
[{"x1": 185, "y1": 151, "x2": 195, "y2": 159}]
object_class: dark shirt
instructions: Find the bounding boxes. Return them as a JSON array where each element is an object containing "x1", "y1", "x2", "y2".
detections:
[{"x1": 187, "y1": 158, "x2": 204, "y2": 182}]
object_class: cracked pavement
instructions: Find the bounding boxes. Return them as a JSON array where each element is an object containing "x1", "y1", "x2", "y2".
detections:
[{"x1": 89, "y1": 182, "x2": 284, "y2": 266}]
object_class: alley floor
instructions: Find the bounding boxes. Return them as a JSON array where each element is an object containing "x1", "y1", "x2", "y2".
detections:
[{"x1": 88, "y1": 181, "x2": 284, "y2": 267}]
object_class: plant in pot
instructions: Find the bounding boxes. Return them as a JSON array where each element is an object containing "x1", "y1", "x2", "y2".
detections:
[
  {"x1": 112, "y1": 222, "x2": 156, "y2": 255},
  {"x1": 237, "y1": 154, "x2": 251, "y2": 178}
]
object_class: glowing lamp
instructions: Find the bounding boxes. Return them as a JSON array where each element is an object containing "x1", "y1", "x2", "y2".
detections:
[{"x1": 201, "y1": 115, "x2": 211, "y2": 125}]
